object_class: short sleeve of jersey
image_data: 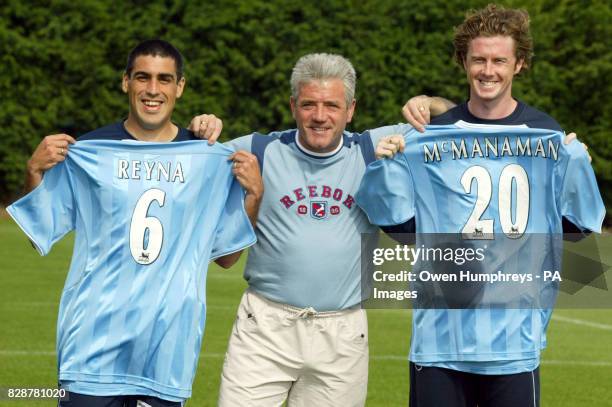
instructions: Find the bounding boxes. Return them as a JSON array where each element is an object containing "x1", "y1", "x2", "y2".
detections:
[
  {"x1": 355, "y1": 152, "x2": 416, "y2": 226},
  {"x1": 7, "y1": 162, "x2": 75, "y2": 255},
  {"x1": 224, "y1": 134, "x2": 253, "y2": 153},
  {"x1": 557, "y1": 140, "x2": 605, "y2": 233},
  {"x1": 368, "y1": 123, "x2": 413, "y2": 147},
  {"x1": 210, "y1": 178, "x2": 256, "y2": 259}
]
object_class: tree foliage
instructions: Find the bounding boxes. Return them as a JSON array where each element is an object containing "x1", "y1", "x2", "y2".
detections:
[{"x1": 2, "y1": 0, "x2": 610, "y2": 221}]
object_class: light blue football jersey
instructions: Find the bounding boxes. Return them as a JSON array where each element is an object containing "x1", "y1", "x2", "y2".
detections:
[
  {"x1": 356, "y1": 123, "x2": 605, "y2": 374},
  {"x1": 8, "y1": 139, "x2": 256, "y2": 400}
]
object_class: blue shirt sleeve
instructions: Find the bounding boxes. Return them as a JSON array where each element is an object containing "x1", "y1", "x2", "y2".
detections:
[
  {"x1": 223, "y1": 134, "x2": 253, "y2": 153},
  {"x1": 7, "y1": 161, "x2": 76, "y2": 255},
  {"x1": 210, "y1": 178, "x2": 256, "y2": 260},
  {"x1": 355, "y1": 153, "x2": 416, "y2": 226},
  {"x1": 368, "y1": 123, "x2": 413, "y2": 147},
  {"x1": 557, "y1": 140, "x2": 605, "y2": 233}
]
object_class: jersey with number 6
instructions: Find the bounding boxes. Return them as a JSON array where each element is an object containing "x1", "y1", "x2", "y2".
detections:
[
  {"x1": 355, "y1": 121, "x2": 605, "y2": 374},
  {"x1": 7, "y1": 138, "x2": 256, "y2": 401}
]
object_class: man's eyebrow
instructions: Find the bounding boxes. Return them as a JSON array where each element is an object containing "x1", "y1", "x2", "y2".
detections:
[
  {"x1": 131, "y1": 71, "x2": 176, "y2": 80},
  {"x1": 157, "y1": 73, "x2": 176, "y2": 80}
]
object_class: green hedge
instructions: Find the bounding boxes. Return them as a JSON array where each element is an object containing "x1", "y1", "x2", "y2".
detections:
[{"x1": 2, "y1": 0, "x2": 610, "y2": 221}]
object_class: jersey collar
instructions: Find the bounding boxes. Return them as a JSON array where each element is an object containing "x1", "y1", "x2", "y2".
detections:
[{"x1": 295, "y1": 131, "x2": 344, "y2": 158}]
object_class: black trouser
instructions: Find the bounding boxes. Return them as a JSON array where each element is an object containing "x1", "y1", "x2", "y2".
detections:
[
  {"x1": 409, "y1": 362, "x2": 540, "y2": 407},
  {"x1": 58, "y1": 392, "x2": 183, "y2": 407}
]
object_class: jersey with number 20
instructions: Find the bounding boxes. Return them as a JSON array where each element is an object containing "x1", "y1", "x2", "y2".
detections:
[
  {"x1": 8, "y1": 139, "x2": 256, "y2": 401},
  {"x1": 355, "y1": 122, "x2": 605, "y2": 374}
]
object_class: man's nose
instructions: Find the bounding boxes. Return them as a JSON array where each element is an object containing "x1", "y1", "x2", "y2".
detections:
[
  {"x1": 313, "y1": 105, "x2": 326, "y2": 121},
  {"x1": 147, "y1": 79, "x2": 159, "y2": 94}
]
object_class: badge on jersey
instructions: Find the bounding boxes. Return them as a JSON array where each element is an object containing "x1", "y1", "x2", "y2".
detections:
[{"x1": 310, "y1": 201, "x2": 328, "y2": 219}]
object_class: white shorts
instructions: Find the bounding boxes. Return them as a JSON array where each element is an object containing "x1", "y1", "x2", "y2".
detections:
[{"x1": 218, "y1": 290, "x2": 369, "y2": 407}]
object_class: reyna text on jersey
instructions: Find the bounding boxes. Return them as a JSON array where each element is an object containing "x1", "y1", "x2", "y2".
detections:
[{"x1": 117, "y1": 159, "x2": 185, "y2": 183}]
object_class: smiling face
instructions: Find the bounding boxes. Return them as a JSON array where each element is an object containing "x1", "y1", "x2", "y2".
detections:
[
  {"x1": 122, "y1": 55, "x2": 185, "y2": 136},
  {"x1": 464, "y1": 35, "x2": 523, "y2": 109},
  {"x1": 290, "y1": 79, "x2": 356, "y2": 154}
]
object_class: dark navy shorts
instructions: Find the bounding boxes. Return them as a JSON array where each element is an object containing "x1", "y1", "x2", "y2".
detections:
[
  {"x1": 409, "y1": 362, "x2": 540, "y2": 407},
  {"x1": 58, "y1": 392, "x2": 183, "y2": 407}
]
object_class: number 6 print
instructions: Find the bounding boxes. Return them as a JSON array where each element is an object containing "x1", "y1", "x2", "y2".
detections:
[{"x1": 130, "y1": 188, "x2": 166, "y2": 264}]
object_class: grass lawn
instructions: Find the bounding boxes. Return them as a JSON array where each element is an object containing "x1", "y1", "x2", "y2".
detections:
[{"x1": 1, "y1": 219, "x2": 611, "y2": 406}]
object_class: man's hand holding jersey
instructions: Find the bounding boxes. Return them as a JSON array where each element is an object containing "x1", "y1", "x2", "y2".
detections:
[
  {"x1": 402, "y1": 95, "x2": 457, "y2": 133},
  {"x1": 24, "y1": 134, "x2": 76, "y2": 193},
  {"x1": 230, "y1": 150, "x2": 263, "y2": 228},
  {"x1": 188, "y1": 113, "x2": 223, "y2": 144},
  {"x1": 188, "y1": 113, "x2": 263, "y2": 227},
  {"x1": 376, "y1": 95, "x2": 452, "y2": 159}
]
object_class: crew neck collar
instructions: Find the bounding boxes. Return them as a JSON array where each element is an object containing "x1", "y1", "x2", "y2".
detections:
[{"x1": 295, "y1": 131, "x2": 344, "y2": 158}]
